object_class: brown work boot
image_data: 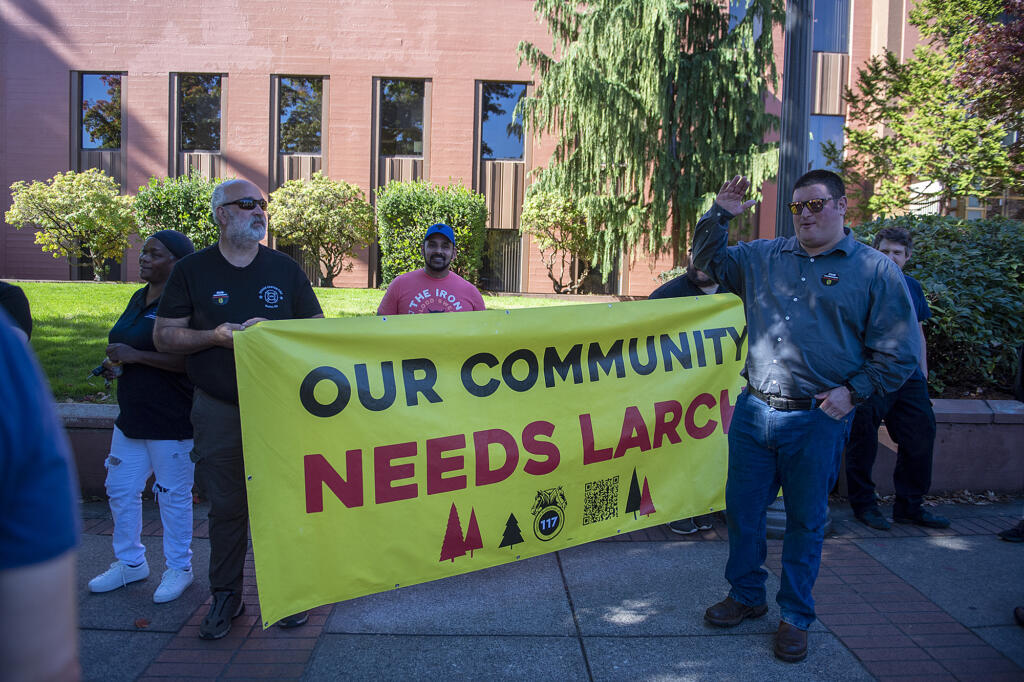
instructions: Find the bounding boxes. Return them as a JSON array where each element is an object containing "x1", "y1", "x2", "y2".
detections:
[
  {"x1": 704, "y1": 596, "x2": 768, "y2": 627},
  {"x1": 773, "y1": 621, "x2": 808, "y2": 662}
]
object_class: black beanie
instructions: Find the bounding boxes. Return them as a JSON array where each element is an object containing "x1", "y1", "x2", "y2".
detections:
[{"x1": 151, "y1": 230, "x2": 195, "y2": 260}]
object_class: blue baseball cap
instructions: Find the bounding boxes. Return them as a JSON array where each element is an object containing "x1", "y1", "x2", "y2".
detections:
[{"x1": 424, "y1": 223, "x2": 456, "y2": 246}]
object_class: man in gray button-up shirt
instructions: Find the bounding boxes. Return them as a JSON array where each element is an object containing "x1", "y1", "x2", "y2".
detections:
[{"x1": 692, "y1": 171, "x2": 919, "y2": 663}]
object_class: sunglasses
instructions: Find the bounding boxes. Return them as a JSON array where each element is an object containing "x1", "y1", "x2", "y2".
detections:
[
  {"x1": 220, "y1": 197, "x2": 268, "y2": 211},
  {"x1": 787, "y1": 197, "x2": 835, "y2": 215}
]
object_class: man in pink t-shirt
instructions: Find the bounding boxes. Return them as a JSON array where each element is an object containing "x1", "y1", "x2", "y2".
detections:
[{"x1": 377, "y1": 223, "x2": 486, "y2": 315}]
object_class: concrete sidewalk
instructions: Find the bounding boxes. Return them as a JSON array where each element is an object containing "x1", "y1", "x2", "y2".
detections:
[{"x1": 76, "y1": 498, "x2": 1024, "y2": 681}]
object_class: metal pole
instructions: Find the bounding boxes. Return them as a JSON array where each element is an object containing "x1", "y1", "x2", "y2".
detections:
[
  {"x1": 775, "y1": 0, "x2": 813, "y2": 238},
  {"x1": 768, "y1": 0, "x2": 832, "y2": 538}
]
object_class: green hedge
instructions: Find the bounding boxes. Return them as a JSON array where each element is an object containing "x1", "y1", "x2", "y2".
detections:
[
  {"x1": 375, "y1": 180, "x2": 487, "y2": 286},
  {"x1": 853, "y1": 215, "x2": 1024, "y2": 394}
]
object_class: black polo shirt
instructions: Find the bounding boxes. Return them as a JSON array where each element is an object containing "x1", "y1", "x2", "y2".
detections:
[
  {"x1": 157, "y1": 244, "x2": 322, "y2": 405},
  {"x1": 110, "y1": 286, "x2": 194, "y2": 440}
]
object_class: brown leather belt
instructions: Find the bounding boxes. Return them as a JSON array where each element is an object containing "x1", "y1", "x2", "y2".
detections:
[{"x1": 747, "y1": 384, "x2": 818, "y2": 411}]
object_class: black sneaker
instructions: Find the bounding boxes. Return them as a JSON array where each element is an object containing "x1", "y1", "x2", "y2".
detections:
[
  {"x1": 668, "y1": 518, "x2": 699, "y2": 535},
  {"x1": 694, "y1": 514, "x2": 714, "y2": 531},
  {"x1": 276, "y1": 611, "x2": 309, "y2": 629},
  {"x1": 199, "y1": 591, "x2": 245, "y2": 640},
  {"x1": 893, "y1": 510, "x2": 950, "y2": 529},
  {"x1": 998, "y1": 520, "x2": 1024, "y2": 543},
  {"x1": 855, "y1": 507, "x2": 892, "y2": 531}
]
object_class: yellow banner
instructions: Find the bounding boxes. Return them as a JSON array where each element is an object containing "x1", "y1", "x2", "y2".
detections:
[{"x1": 235, "y1": 296, "x2": 746, "y2": 627}]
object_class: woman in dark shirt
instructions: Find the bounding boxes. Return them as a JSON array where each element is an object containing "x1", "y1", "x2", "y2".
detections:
[{"x1": 88, "y1": 230, "x2": 199, "y2": 604}]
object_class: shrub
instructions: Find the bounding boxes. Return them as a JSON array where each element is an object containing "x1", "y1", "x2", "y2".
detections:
[
  {"x1": 133, "y1": 171, "x2": 221, "y2": 248},
  {"x1": 519, "y1": 189, "x2": 596, "y2": 294},
  {"x1": 268, "y1": 172, "x2": 375, "y2": 287},
  {"x1": 375, "y1": 180, "x2": 487, "y2": 286},
  {"x1": 6, "y1": 168, "x2": 135, "y2": 280},
  {"x1": 853, "y1": 214, "x2": 1024, "y2": 394}
]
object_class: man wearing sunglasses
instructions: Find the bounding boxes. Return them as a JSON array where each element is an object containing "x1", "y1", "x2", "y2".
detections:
[
  {"x1": 691, "y1": 170, "x2": 920, "y2": 662},
  {"x1": 154, "y1": 178, "x2": 324, "y2": 640}
]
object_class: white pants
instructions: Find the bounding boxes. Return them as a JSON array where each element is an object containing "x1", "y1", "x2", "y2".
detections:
[{"x1": 105, "y1": 426, "x2": 195, "y2": 570}]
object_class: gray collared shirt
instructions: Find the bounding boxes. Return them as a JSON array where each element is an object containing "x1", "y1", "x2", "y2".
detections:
[{"x1": 691, "y1": 204, "x2": 920, "y2": 400}]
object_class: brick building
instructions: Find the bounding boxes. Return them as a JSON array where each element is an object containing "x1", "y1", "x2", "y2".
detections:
[{"x1": 1, "y1": 0, "x2": 924, "y2": 294}]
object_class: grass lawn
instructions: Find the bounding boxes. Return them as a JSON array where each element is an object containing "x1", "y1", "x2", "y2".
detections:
[{"x1": 17, "y1": 281, "x2": 585, "y2": 403}]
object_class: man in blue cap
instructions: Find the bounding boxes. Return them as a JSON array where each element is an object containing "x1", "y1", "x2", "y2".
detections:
[{"x1": 377, "y1": 223, "x2": 486, "y2": 314}]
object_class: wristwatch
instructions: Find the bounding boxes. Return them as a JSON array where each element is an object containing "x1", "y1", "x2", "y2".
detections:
[{"x1": 843, "y1": 381, "x2": 866, "y2": 405}]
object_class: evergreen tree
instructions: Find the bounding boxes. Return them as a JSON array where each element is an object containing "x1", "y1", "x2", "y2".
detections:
[
  {"x1": 464, "y1": 509, "x2": 483, "y2": 557},
  {"x1": 499, "y1": 513, "x2": 525, "y2": 550},
  {"x1": 517, "y1": 0, "x2": 784, "y2": 268},
  {"x1": 439, "y1": 503, "x2": 466, "y2": 562},
  {"x1": 638, "y1": 477, "x2": 656, "y2": 517},
  {"x1": 624, "y1": 468, "x2": 642, "y2": 518}
]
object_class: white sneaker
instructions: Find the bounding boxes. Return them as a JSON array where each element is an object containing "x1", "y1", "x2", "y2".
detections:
[
  {"x1": 88, "y1": 560, "x2": 149, "y2": 593},
  {"x1": 153, "y1": 567, "x2": 194, "y2": 603}
]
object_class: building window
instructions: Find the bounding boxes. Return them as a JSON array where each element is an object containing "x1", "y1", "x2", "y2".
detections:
[
  {"x1": 480, "y1": 82, "x2": 526, "y2": 160},
  {"x1": 279, "y1": 77, "x2": 323, "y2": 154},
  {"x1": 80, "y1": 73, "x2": 121, "y2": 150},
  {"x1": 729, "y1": 0, "x2": 763, "y2": 38},
  {"x1": 380, "y1": 79, "x2": 424, "y2": 156},
  {"x1": 179, "y1": 74, "x2": 222, "y2": 152},
  {"x1": 813, "y1": 0, "x2": 850, "y2": 53},
  {"x1": 808, "y1": 114, "x2": 844, "y2": 171}
]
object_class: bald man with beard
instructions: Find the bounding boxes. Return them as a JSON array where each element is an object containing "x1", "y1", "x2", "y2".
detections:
[{"x1": 154, "y1": 178, "x2": 323, "y2": 640}]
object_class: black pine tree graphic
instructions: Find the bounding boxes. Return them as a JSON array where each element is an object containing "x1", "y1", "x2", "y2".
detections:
[
  {"x1": 625, "y1": 468, "x2": 642, "y2": 518},
  {"x1": 498, "y1": 512, "x2": 524, "y2": 550}
]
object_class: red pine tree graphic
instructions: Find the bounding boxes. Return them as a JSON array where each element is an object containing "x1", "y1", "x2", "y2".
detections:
[
  {"x1": 439, "y1": 502, "x2": 467, "y2": 562},
  {"x1": 463, "y1": 509, "x2": 483, "y2": 557},
  {"x1": 638, "y1": 477, "x2": 656, "y2": 516}
]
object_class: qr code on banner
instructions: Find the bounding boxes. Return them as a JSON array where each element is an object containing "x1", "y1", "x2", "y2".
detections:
[{"x1": 583, "y1": 476, "x2": 619, "y2": 525}]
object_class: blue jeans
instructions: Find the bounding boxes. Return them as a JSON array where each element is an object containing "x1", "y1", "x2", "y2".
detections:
[{"x1": 724, "y1": 390, "x2": 853, "y2": 630}]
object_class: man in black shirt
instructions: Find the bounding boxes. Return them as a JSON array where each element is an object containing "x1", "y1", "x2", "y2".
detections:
[
  {"x1": 649, "y1": 251, "x2": 729, "y2": 535},
  {"x1": 155, "y1": 178, "x2": 323, "y2": 640}
]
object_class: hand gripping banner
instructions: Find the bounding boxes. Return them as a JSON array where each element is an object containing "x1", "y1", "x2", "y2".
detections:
[{"x1": 235, "y1": 296, "x2": 746, "y2": 626}]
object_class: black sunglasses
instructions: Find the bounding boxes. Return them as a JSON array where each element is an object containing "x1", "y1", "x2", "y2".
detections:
[
  {"x1": 220, "y1": 197, "x2": 268, "y2": 211},
  {"x1": 787, "y1": 197, "x2": 836, "y2": 215}
]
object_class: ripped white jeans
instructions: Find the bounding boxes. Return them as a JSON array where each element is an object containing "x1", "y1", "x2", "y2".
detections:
[{"x1": 105, "y1": 426, "x2": 195, "y2": 570}]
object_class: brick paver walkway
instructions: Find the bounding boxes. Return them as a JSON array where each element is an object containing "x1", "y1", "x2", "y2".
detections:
[{"x1": 81, "y1": 509, "x2": 1024, "y2": 680}]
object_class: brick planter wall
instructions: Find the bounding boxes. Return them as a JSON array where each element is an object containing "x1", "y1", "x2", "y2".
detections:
[{"x1": 59, "y1": 400, "x2": 1024, "y2": 499}]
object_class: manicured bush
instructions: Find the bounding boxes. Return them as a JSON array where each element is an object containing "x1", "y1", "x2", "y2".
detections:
[
  {"x1": 853, "y1": 214, "x2": 1024, "y2": 394},
  {"x1": 268, "y1": 172, "x2": 375, "y2": 287},
  {"x1": 375, "y1": 180, "x2": 487, "y2": 286},
  {"x1": 133, "y1": 171, "x2": 222, "y2": 248}
]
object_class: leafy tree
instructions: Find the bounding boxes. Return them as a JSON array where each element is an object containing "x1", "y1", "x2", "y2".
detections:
[
  {"x1": 826, "y1": 0, "x2": 1016, "y2": 220},
  {"x1": 517, "y1": 0, "x2": 784, "y2": 268},
  {"x1": 519, "y1": 187, "x2": 596, "y2": 294},
  {"x1": 279, "y1": 77, "x2": 323, "y2": 154},
  {"x1": 133, "y1": 171, "x2": 222, "y2": 248},
  {"x1": 375, "y1": 180, "x2": 488, "y2": 286},
  {"x1": 268, "y1": 172, "x2": 375, "y2": 287},
  {"x1": 81, "y1": 74, "x2": 121, "y2": 149},
  {"x1": 953, "y1": 0, "x2": 1024, "y2": 172},
  {"x1": 6, "y1": 169, "x2": 134, "y2": 280}
]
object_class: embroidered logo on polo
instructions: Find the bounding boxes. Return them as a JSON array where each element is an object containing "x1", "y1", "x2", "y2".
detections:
[
  {"x1": 259, "y1": 285, "x2": 284, "y2": 309},
  {"x1": 212, "y1": 290, "x2": 230, "y2": 305},
  {"x1": 821, "y1": 272, "x2": 840, "y2": 287}
]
